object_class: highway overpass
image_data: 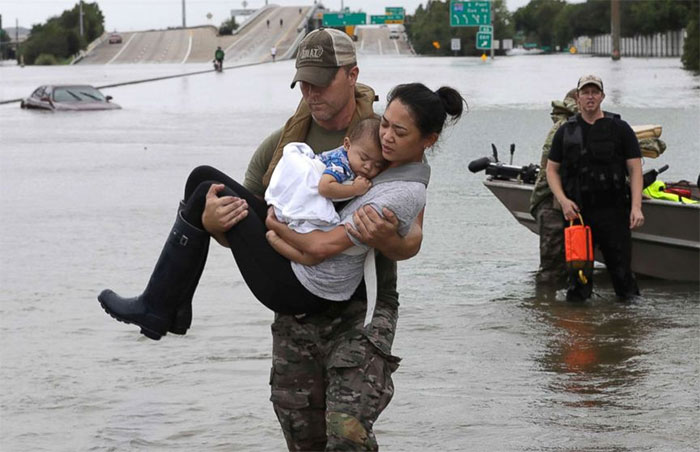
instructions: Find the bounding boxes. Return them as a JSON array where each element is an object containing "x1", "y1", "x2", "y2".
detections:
[{"x1": 77, "y1": 5, "x2": 412, "y2": 66}]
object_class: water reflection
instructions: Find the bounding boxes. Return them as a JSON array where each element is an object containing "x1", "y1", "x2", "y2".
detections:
[{"x1": 529, "y1": 282, "x2": 649, "y2": 414}]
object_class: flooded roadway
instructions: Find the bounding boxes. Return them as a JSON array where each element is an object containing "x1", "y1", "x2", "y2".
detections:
[{"x1": 0, "y1": 54, "x2": 698, "y2": 451}]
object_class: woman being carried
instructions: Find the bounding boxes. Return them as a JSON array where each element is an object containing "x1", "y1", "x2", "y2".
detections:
[{"x1": 97, "y1": 83, "x2": 464, "y2": 340}]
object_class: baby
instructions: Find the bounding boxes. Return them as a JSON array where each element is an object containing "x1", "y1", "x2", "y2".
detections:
[{"x1": 265, "y1": 117, "x2": 387, "y2": 260}]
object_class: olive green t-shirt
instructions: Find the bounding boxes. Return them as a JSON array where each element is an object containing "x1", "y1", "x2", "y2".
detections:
[
  {"x1": 244, "y1": 122, "x2": 347, "y2": 197},
  {"x1": 243, "y1": 121, "x2": 399, "y2": 307}
]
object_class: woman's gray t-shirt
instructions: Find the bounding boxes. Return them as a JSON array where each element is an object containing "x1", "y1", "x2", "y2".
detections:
[{"x1": 291, "y1": 180, "x2": 426, "y2": 301}]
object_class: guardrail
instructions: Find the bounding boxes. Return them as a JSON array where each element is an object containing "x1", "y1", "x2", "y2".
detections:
[
  {"x1": 281, "y1": 5, "x2": 318, "y2": 60},
  {"x1": 0, "y1": 60, "x2": 268, "y2": 105},
  {"x1": 71, "y1": 31, "x2": 108, "y2": 64},
  {"x1": 233, "y1": 4, "x2": 274, "y2": 35}
]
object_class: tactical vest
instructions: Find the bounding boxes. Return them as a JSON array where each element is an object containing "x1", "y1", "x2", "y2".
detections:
[{"x1": 560, "y1": 112, "x2": 628, "y2": 205}]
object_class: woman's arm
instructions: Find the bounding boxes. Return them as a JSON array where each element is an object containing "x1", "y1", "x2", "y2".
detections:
[
  {"x1": 265, "y1": 230, "x2": 323, "y2": 265},
  {"x1": 265, "y1": 207, "x2": 354, "y2": 261},
  {"x1": 347, "y1": 206, "x2": 424, "y2": 261}
]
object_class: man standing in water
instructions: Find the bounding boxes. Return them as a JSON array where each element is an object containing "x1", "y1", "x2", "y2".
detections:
[
  {"x1": 529, "y1": 89, "x2": 578, "y2": 285},
  {"x1": 212, "y1": 28, "x2": 423, "y2": 450},
  {"x1": 546, "y1": 75, "x2": 644, "y2": 301}
]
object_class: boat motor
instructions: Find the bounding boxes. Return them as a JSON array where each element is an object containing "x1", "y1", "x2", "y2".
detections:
[
  {"x1": 642, "y1": 164, "x2": 669, "y2": 189},
  {"x1": 468, "y1": 143, "x2": 540, "y2": 184}
]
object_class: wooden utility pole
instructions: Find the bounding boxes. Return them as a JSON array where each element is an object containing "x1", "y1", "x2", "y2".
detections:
[{"x1": 611, "y1": 0, "x2": 620, "y2": 60}]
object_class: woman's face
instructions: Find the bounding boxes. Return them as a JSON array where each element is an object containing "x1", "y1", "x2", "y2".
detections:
[{"x1": 379, "y1": 100, "x2": 437, "y2": 167}]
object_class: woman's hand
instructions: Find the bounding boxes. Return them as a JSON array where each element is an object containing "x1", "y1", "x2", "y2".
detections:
[
  {"x1": 202, "y1": 184, "x2": 248, "y2": 235},
  {"x1": 347, "y1": 205, "x2": 399, "y2": 248}
]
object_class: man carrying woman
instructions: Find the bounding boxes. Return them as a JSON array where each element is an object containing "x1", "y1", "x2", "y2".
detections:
[{"x1": 98, "y1": 28, "x2": 465, "y2": 451}]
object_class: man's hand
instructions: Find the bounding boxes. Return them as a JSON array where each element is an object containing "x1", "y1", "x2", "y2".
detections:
[
  {"x1": 351, "y1": 176, "x2": 372, "y2": 196},
  {"x1": 558, "y1": 197, "x2": 580, "y2": 222},
  {"x1": 629, "y1": 206, "x2": 644, "y2": 229},
  {"x1": 202, "y1": 184, "x2": 248, "y2": 234},
  {"x1": 346, "y1": 205, "x2": 399, "y2": 248}
]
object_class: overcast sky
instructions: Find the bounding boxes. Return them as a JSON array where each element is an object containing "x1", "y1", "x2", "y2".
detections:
[{"x1": 1, "y1": 0, "x2": 533, "y2": 32}]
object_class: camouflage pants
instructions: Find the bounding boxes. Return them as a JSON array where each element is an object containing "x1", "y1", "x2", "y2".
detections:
[
  {"x1": 269, "y1": 298, "x2": 400, "y2": 451},
  {"x1": 533, "y1": 196, "x2": 567, "y2": 285}
]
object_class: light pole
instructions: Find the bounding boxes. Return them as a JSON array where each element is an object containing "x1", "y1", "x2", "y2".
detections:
[
  {"x1": 79, "y1": 1, "x2": 84, "y2": 37},
  {"x1": 182, "y1": 0, "x2": 186, "y2": 28}
]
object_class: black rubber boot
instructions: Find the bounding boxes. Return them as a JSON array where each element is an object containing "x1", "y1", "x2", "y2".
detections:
[
  {"x1": 168, "y1": 201, "x2": 210, "y2": 335},
  {"x1": 98, "y1": 212, "x2": 209, "y2": 340}
]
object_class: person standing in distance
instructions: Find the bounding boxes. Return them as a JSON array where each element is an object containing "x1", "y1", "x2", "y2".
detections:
[
  {"x1": 546, "y1": 74, "x2": 644, "y2": 301},
  {"x1": 529, "y1": 88, "x2": 578, "y2": 286}
]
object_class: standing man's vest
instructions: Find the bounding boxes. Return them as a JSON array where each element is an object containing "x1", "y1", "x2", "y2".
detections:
[{"x1": 560, "y1": 112, "x2": 628, "y2": 205}]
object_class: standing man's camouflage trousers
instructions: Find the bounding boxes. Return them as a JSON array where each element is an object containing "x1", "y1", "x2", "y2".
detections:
[
  {"x1": 533, "y1": 196, "x2": 567, "y2": 285},
  {"x1": 269, "y1": 297, "x2": 400, "y2": 451}
]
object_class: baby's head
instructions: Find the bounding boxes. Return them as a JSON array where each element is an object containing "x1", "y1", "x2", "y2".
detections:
[{"x1": 344, "y1": 117, "x2": 387, "y2": 179}]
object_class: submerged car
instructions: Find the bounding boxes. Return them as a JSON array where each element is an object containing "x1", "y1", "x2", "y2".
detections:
[
  {"x1": 20, "y1": 85, "x2": 121, "y2": 111},
  {"x1": 108, "y1": 34, "x2": 123, "y2": 44}
]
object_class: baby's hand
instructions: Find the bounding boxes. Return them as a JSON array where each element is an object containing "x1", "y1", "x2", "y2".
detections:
[{"x1": 352, "y1": 176, "x2": 372, "y2": 195}]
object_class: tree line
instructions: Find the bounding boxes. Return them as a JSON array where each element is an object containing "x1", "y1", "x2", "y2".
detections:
[
  {"x1": 406, "y1": 0, "x2": 698, "y2": 71},
  {"x1": 20, "y1": 2, "x2": 105, "y2": 65}
]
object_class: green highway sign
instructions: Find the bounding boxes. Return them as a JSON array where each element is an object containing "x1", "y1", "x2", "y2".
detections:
[
  {"x1": 450, "y1": 1, "x2": 491, "y2": 27},
  {"x1": 370, "y1": 13, "x2": 404, "y2": 24},
  {"x1": 476, "y1": 31, "x2": 492, "y2": 49},
  {"x1": 385, "y1": 7, "x2": 405, "y2": 15},
  {"x1": 479, "y1": 25, "x2": 493, "y2": 33},
  {"x1": 323, "y1": 12, "x2": 367, "y2": 27},
  {"x1": 385, "y1": 14, "x2": 404, "y2": 24}
]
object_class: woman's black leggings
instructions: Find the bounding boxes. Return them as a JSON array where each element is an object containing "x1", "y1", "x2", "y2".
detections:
[{"x1": 180, "y1": 165, "x2": 329, "y2": 315}]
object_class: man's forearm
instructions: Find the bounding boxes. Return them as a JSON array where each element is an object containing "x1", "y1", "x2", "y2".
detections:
[
  {"x1": 627, "y1": 158, "x2": 643, "y2": 209},
  {"x1": 546, "y1": 161, "x2": 567, "y2": 203}
]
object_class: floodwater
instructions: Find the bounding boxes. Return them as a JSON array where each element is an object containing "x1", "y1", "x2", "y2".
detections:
[{"x1": 1, "y1": 55, "x2": 699, "y2": 451}]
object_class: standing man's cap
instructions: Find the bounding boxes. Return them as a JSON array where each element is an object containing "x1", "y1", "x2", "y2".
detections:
[
  {"x1": 577, "y1": 74, "x2": 604, "y2": 92},
  {"x1": 290, "y1": 28, "x2": 357, "y2": 89}
]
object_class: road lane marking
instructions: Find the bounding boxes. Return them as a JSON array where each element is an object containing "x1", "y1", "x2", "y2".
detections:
[
  {"x1": 107, "y1": 33, "x2": 136, "y2": 64},
  {"x1": 181, "y1": 31, "x2": 193, "y2": 64},
  {"x1": 394, "y1": 39, "x2": 400, "y2": 54}
]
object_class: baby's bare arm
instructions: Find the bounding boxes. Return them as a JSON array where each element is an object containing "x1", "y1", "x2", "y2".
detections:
[{"x1": 318, "y1": 174, "x2": 371, "y2": 199}]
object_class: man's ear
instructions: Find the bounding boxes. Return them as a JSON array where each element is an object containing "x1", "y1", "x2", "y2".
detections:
[{"x1": 347, "y1": 65, "x2": 359, "y2": 86}]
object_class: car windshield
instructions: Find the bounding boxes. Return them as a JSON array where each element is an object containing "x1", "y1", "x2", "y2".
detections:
[{"x1": 53, "y1": 87, "x2": 106, "y2": 103}]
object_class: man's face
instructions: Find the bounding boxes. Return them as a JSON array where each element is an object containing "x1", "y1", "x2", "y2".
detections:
[
  {"x1": 576, "y1": 85, "x2": 605, "y2": 115},
  {"x1": 299, "y1": 66, "x2": 358, "y2": 123}
]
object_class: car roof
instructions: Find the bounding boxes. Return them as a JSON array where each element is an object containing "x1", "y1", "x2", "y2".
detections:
[{"x1": 45, "y1": 84, "x2": 100, "y2": 90}]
